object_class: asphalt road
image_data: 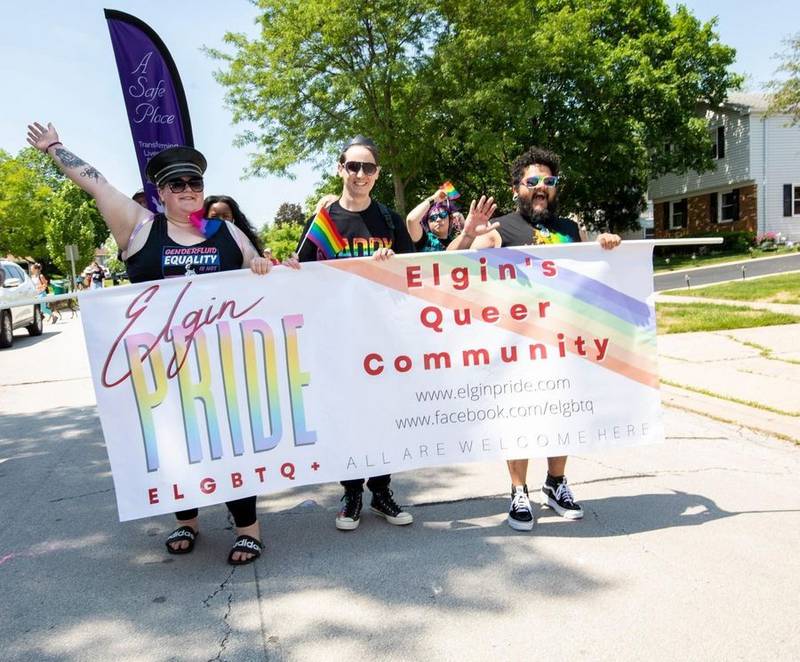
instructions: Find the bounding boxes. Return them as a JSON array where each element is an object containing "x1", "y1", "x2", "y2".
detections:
[
  {"x1": 653, "y1": 252, "x2": 800, "y2": 291},
  {"x1": 2, "y1": 317, "x2": 799, "y2": 661}
]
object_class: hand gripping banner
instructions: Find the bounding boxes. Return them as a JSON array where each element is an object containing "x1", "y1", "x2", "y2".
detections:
[
  {"x1": 104, "y1": 9, "x2": 194, "y2": 212},
  {"x1": 80, "y1": 244, "x2": 665, "y2": 521}
]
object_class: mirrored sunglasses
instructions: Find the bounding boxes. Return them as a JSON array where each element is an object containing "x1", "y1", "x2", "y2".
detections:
[
  {"x1": 344, "y1": 161, "x2": 378, "y2": 176},
  {"x1": 428, "y1": 210, "x2": 449, "y2": 221},
  {"x1": 522, "y1": 175, "x2": 559, "y2": 188}
]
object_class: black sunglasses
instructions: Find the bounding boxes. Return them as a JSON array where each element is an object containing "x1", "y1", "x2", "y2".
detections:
[
  {"x1": 165, "y1": 177, "x2": 204, "y2": 193},
  {"x1": 343, "y1": 161, "x2": 378, "y2": 176},
  {"x1": 428, "y1": 210, "x2": 449, "y2": 221}
]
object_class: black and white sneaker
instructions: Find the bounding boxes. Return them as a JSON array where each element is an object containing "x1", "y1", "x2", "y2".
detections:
[
  {"x1": 507, "y1": 485, "x2": 535, "y2": 531},
  {"x1": 336, "y1": 490, "x2": 363, "y2": 530},
  {"x1": 370, "y1": 489, "x2": 413, "y2": 525},
  {"x1": 541, "y1": 476, "x2": 584, "y2": 519}
]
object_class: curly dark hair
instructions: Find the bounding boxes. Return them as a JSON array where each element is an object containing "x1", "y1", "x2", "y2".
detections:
[
  {"x1": 203, "y1": 195, "x2": 264, "y2": 255},
  {"x1": 510, "y1": 146, "x2": 561, "y2": 186}
]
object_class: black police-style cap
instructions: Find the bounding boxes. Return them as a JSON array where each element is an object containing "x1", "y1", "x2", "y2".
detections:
[{"x1": 145, "y1": 146, "x2": 207, "y2": 187}]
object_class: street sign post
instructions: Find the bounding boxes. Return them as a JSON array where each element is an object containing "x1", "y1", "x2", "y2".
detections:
[{"x1": 65, "y1": 244, "x2": 79, "y2": 292}]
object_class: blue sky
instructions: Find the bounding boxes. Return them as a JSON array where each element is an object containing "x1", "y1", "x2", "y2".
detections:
[{"x1": 2, "y1": 1, "x2": 798, "y2": 227}]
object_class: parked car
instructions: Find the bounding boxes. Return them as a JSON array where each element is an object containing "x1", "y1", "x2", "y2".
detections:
[{"x1": 0, "y1": 260, "x2": 44, "y2": 348}]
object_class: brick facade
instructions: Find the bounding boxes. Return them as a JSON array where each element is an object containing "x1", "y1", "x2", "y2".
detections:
[{"x1": 654, "y1": 184, "x2": 757, "y2": 237}]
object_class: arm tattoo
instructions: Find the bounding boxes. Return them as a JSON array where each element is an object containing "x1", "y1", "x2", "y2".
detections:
[
  {"x1": 80, "y1": 166, "x2": 102, "y2": 182},
  {"x1": 53, "y1": 147, "x2": 87, "y2": 169}
]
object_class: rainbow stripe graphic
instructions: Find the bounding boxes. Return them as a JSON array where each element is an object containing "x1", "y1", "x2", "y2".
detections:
[
  {"x1": 532, "y1": 227, "x2": 574, "y2": 244},
  {"x1": 327, "y1": 247, "x2": 659, "y2": 390},
  {"x1": 440, "y1": 181, "x2": 460, "y2": 200},
  {"x1": 307, "y1": 208, "x2": 347, "y2": 259},
  {"x1": 188, "y1": 209, "x2": 223, "y2": 239}
]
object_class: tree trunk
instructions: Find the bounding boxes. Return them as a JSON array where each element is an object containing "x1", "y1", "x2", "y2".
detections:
[{"x1": 393, "y1": 177, "x2": 406, "y2": 217}]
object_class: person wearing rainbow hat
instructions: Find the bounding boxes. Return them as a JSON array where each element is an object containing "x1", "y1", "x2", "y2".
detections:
[{"x1": 448, "y1": 146, "x2": 621, "y2": 531}]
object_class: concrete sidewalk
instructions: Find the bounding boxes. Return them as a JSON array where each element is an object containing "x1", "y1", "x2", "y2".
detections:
[
  {"x1": 655, "y1": 292, "x2": 800, "y2": 442},
  {"x1": 1, "y1": 316, "x2": 798, "y2": 661}
]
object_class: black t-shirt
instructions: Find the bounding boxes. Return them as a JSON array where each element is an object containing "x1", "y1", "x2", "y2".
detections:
[
  {"x1": 125, "y1": 214, "x2": 245, "y2": 283},
  {"x1": 496, "y1": 211, "x2": 582, "y2": 247},
  {"x1": 297, "y1": 200, "x2": 414, "y2": 262}
]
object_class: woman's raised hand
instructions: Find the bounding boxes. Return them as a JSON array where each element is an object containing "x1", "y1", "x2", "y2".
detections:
[{"x1": 26, "y1": 122, "x2": 59, "y2": 153}]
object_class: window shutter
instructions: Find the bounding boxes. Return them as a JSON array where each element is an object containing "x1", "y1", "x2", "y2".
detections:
[
  {"x1": 662, "y1": 201, "x2": 669, "y2": 230},
  {"x1": 709, "y1": 193, "x2": 718, "y2": 223},
  {"x1": 681, "y1": 198, "x2": 688, "y2": 225},
  {"x1": 732, "y1": 188, "x2": 740, "y2": 222},
  {"x1": 717, "y1": 126, "x2": 725, "y2": 159},
  {"x1": 784, "y1": 185, "x2": 793, "y2": 217}
]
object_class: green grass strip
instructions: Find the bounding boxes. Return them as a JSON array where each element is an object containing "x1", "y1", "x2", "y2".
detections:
[
  {"x1": 662, "y1": 273, "x2": 800, "y2": 304},
  {"x1": 656, "y1": 302, "x2": 800, "y2": 334}
]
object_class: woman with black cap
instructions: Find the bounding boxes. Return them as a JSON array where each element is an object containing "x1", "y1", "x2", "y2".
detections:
[{"x1": 27, "y1": 121, "x2": 273, "y2": 565}]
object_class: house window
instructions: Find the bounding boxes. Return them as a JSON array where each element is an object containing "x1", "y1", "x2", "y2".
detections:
[
  {"x1": 710, "y1": 125, "x2": 725, "y2": 159},
  {"x1": 720, "y1": 190, "x2": 736, "y2": 223},
  {"x1": 669, "y1": 200, "x2": 685, "y2": 229},
  {"x1": 795, "y1": 185, "x2": 800, "y2": 216}
]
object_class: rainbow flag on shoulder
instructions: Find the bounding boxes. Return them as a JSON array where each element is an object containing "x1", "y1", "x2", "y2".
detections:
[{"x1": 306, "y1": 208, "x2": 347, "y2": 259}]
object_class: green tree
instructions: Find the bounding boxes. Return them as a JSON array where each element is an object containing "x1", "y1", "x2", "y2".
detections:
[
  {"x1": 273, "y1": 202, "x2": 305, "y2": 227},
  {"x1": 0, "y1": 148, "x2": 107, "y2": 265},
  {"x1": 262, "y1": 223, "x2": 304, "y2": 261},
  {"x1": 430, "y1": 0, "x2": 741, "y2": 229},
  {"x1": 210, "y1": 0, "x2": 739, "y2": 229},
  {"x1": 0, "y1": 151, "x2": 52, "y2": 260},
  {"x1": 44, "y1": 182, "x2": 99, "y2": 276},
  {"x1": 208, "y1": 0, "x2": 443, "y2": 214},
  {"x1": 768, "y1": 32, "x2": 800, "y2": 123},
  {"x1": 103, "y1": 234, "x2": 125, "y2": 275}
]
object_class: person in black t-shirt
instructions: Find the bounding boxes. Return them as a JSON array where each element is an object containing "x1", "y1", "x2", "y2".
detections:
[
  {"x1": 27, "y1": 121, "x2": 276, "y2": 566},
  {"x1": 448, "y1": 146, "x2": 621, "y2": 532},
  {"x1": 297, "y1": 136, "x2": 415, "y2": 531}
]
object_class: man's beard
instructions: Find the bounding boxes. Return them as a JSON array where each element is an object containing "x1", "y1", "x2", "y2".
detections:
[{"x1": 518, "y1": 193, "x2": 558, "y2": 224}]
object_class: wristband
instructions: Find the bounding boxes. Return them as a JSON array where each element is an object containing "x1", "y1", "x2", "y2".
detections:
[{"x1": 45, "y1": 141, "x2": 62, "y2": 153}]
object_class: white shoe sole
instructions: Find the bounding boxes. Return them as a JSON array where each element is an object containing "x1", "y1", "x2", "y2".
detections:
[
  {"x1": 543, "y1": 496, "x2": 584, "y2": 519},
  {"x1": 507, "y1": 515, "x2": 534, "y2": 531},
  {"x1": 335, "y1": 517, "x2": 360, "y2": 531},
  {"x1": 371, "y1": 507, "x2": 413, "y2": 525}
]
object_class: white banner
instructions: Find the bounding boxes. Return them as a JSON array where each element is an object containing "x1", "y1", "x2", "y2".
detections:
[{"x1": 80, "y1": 244, "x2": 664, "y2": 520}]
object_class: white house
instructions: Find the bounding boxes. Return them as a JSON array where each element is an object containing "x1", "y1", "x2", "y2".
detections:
[{"x1": 648, "y1": 92, "x2": 800, "y2": 242}]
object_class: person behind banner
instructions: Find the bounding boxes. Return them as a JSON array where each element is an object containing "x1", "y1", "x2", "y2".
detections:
[
  {"x1": 296, "y1": 135, "x2": 416, "y2": 531},
  {"x1": 448, "y1": 145, "x2": 621, "y2": 531},
  {"x1": 405, "y1": 188, "x2": 466, "y2": 252},
  {"x1": 203, "y1": 195, "x2": 271, "y2": 259},
  {"x1": 29, "y1": 263, "x2": 52, "y2": 320},
  {"x1": 27, "y1": 121, "x2": 277, "y2": 565}
]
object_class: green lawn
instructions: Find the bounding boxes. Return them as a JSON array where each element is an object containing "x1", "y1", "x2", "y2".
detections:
[
  {"x1": 663, "y1": 273, "x2": 800, "y2": 304},
  {"x1": 656, "y1": 302, "x2": 800, "y2": 334},
  {"x1": 653, "y1": 246, "x2": 798, "y2": 273}
]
